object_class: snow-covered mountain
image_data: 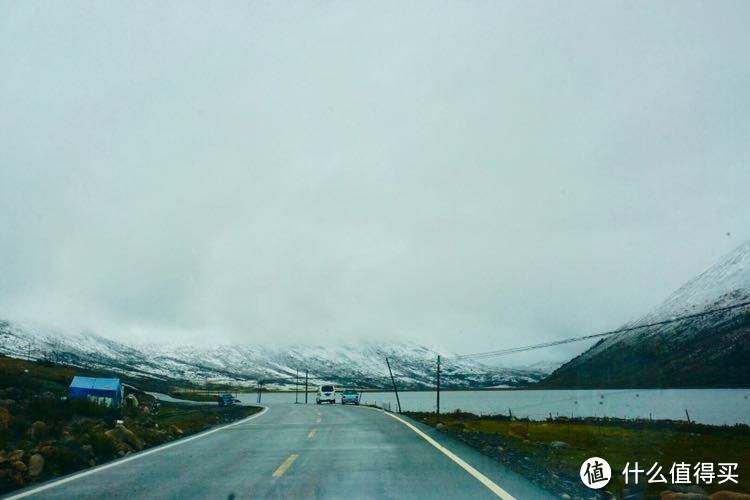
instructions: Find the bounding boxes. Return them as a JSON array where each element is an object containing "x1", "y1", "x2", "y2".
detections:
[
  {"x1": 0, "y1": 321, "x2": 551, "y2": 389},
  {"x1": 541, "y1": 239, "x2": 750, "y2": 388}
]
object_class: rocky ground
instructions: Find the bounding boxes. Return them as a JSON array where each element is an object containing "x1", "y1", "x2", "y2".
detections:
[
  {"x1": 0, "y1": 356, "x2": 260, "y2": 495},
  {"x1": 407, "y1": 411, "x2": 750, "y2": 499}
]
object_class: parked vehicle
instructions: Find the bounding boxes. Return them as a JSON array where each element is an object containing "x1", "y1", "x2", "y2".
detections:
[
  {"x1": 340, "y1": 389, "x2": 360, "y2": 405},
  {"x1": 316, "y1": 385, "x2": 336, "y2": 404},
  {"x1": 217, "y1": 394, "x2": 235, "y2": 406}
]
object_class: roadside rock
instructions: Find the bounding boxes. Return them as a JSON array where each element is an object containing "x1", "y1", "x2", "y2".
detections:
[
  {"x1": 31, "y1": 420, "x2": 49, "y2": 441},
  {"x1": 13, "y1": 472, "x2": 25, "y2": 487},
  {"x1": 0, "y1": 407, "x2": 10, "y2": 429},
  {"x1": 0, "y1": 399, "x2": 18, "y2": 411},
  {"x1": 710, "y1": 493, "x2": 750, "y2": 500},
  {"x1": 105, "y1": 424, "x2": 144, "y2": 451},
  {"x1": 8, "y1": 450, "x2": 25, "y2": 462},
  {"x1": 28, "y1": 454, "x2": 44, "y2": 476},
  {"x1": 661, "y1": 492, "x2": 709, "y2": 500},
  {"x1": 39, "y1": 445, "x2": 55, "y2": 455},
  {"x1": 12, "y1": 460, "x2": 27, "y2": 472},
  {"x1": 550, "y1": 441, "x2": 570, "y2": 449},
  {"x1": 169, "y1": 425, "x2": 184, "y2": 436}
]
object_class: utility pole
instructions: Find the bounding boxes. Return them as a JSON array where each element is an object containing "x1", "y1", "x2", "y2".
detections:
[
  {"x1": 385, "y1": 357, "x2": 402, "y2": 414},
  {"x1": 305, "y1": 370, "x2": 309, "y2": 404},
  {"x1": 436, "y1": 355, "x2": 441, "y2": 422},
  {"x1": 295, "y1": 369, "x2": 299, "y2": 404}
]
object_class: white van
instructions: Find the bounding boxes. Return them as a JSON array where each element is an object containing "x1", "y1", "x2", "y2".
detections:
[{"x1": 316, "y1": 384, "x2": 336, "y2": 404}]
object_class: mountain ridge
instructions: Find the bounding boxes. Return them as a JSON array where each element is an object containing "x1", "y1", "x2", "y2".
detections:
[
  {"x1": 0, "y1": 320, "x2": 552, "y2": 390},
  {"x1": 540, "y1": 240, "x2": 750, "y2": 388}
]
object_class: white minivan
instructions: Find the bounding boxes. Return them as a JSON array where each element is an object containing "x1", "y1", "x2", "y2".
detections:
[{"x1": 316, "y1": 384, "x2": 336, "y2": 404}]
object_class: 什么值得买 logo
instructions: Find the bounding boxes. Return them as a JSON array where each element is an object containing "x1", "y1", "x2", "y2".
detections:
[{"x1": 580, "y1": 457, "x2": 611, "y2": 489}]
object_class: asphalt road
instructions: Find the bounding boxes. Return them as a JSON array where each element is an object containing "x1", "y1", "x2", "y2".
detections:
[{"x1": 8, "y1": 403, "x2": 554, "y2": 499}]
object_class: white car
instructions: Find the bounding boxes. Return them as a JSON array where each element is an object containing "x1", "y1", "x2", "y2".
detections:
[{"x1": 316, "y1": 384, "x2": 336, "y2": 404}]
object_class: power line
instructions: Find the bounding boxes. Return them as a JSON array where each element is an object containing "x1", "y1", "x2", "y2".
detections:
[{"x1": 458, "y1": 299, "x2": 750, "y2": 360}]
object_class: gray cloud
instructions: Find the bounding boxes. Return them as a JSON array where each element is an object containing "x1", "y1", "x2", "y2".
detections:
[{"x1": 1, "y1": 1, "x2": 749, "y2": 362}]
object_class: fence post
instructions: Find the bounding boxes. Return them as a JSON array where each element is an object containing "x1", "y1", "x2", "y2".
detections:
[
  {"x1": 295, "y1": 369, "x2": 299, "y2": 404},
  {"x1": 305, "y1": 370, "x2": 308, "y2": 404}
]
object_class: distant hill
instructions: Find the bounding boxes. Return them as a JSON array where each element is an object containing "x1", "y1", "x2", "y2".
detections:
[
  {"x1": 540, "y1": 240, "x2": 750, "y2": 388},
  {"x1": 0, "y1": 321, "x2": 552, "y2": 390}
]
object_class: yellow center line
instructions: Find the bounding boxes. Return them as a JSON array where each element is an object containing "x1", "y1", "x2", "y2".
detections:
[
  {"x1": 315, "y1": 418, "x2": 321, "y2": 424},
  {"x1": 272, "y1": 454, "x2": 299, "y2": 478},
  {"x1": 308, "y1": 429, "x2": 318, "y2": 438}
]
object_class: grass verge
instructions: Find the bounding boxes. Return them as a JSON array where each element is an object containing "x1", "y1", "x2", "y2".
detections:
[
  {"x1": 407, "y1": 410, "x2": 750, "y2": 499},
  {"x1": 0, "y1": 357, "x2": 261, "y2": 495}
]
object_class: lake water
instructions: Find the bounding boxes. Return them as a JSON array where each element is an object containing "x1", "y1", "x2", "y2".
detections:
[{"x1": 236, "y1": 389, "x2": 750, "y2": 426}]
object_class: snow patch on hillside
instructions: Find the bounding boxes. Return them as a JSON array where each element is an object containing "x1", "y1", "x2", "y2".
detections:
[{"x1": 0, "y1": 320, "x2": 552, "y2": 389}]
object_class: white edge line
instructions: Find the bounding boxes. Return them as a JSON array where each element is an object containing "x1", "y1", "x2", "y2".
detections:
[
  {"x1": 5, "y1": 405, "x2": 269, "y2": 499},
  {"x1": 381, "y1": 411, "x2": 516, "y2": 500}
]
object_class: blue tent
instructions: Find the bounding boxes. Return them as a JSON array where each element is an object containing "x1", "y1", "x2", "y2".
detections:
[{"x1": 69, "y1": 376, "x2": 123, "y2": 407}]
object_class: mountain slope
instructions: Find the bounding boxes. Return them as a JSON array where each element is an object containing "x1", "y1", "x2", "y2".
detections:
[
  {"x1": 0, "y1": 321, "x2": 551, "y2": 389},
  {"x1": 540, "y1": 240, "x2": 750, "y2": 388}
]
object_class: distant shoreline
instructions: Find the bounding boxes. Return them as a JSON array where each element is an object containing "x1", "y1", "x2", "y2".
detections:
[{"x1": 179, "y1": 385, "x2": 750, "y2": 395}]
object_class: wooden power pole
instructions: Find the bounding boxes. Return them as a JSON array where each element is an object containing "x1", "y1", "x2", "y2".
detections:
[{"x1": 385, "y1": 357, "x2": 402, "y2": 414}]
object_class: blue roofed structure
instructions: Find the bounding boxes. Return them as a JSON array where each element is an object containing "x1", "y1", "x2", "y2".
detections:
[{"x1": 69, "y1": 376, "x2": 124, "y2": 407}]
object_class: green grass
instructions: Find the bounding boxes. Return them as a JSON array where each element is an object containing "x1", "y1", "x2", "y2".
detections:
[
  {"x1": 0, "y1": 357, "x2": 261, "y2": 495},
  {"x1": 410, "y1": 412, "x2": 750, "y2": 497}
]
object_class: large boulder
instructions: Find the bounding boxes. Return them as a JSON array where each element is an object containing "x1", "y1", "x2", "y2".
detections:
[
  {"x1": 105, "y1": 424, "x2": 144, "y2": 451},
  {"x1": 31, "y1": 420, "x2": 49, "y2": 441},
  {"x1": 0, "y1": 399, "x2": 17, "y2": 412},
  {"x1": 27, "y1": 454, "x2": 44, "y2": 476},
  {"x1": 12, "y1": 460, "x2": 27, "y2": 472},
  {"x1": 711, "y1": 492, "x2": 750, "y2": 500},
  {"x1": 0, "y1": 407, "x2": 10, "y2": 429}
]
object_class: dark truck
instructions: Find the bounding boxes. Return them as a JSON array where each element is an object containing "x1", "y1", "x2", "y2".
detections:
[{"x1": 217, "y1": 394, "x2": 235, "y2": 406}]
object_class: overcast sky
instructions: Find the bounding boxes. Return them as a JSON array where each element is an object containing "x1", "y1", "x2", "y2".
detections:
[{"x1": 1, "y1": 1, "x2": 749, "y2": 362}]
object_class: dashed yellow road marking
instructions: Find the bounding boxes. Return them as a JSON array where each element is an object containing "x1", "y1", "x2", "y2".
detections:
[
  {"x1": 315, "y1": 418, "x2": 321, "y2": 424},
  {"x1": 308, "y1": 429, "x2": 318, "y2": 438},
  {"x1": 272, "y1": 454, "x2": 299, "y2": 478}
]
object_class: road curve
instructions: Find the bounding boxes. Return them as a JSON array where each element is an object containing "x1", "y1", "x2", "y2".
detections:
[{"x1": 6, "y1": 403, "x2": 553, "y2": 499}]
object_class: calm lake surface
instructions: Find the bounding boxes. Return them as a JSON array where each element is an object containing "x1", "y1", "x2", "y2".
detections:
[{"x1": 237, "y1": 389, "x2": 750, "y2": 426}]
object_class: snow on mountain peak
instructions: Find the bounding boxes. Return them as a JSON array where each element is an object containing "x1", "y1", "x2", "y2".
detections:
[
  {"x1": 639, "y1": 239, "x2": 750, "y2": 323},
  {"x1": 0, "y1": 320, "x2": 554, "y2": 389}
]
